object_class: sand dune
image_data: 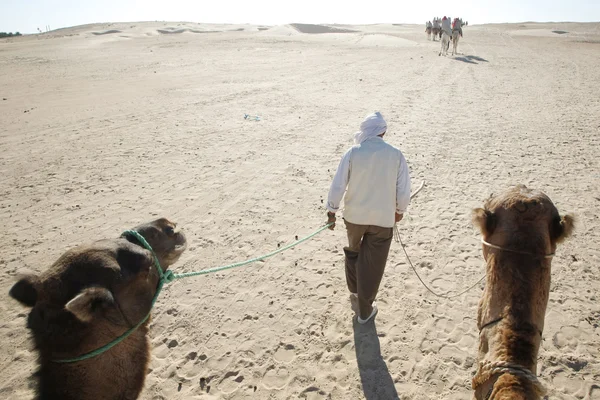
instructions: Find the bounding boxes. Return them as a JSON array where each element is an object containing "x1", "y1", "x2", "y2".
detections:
[
  {"x1": 0, "y1": 20, "x2": 599, "y2": 400},
  {"x1": 259, "y1": 25, "x2": 301, "y2": 36},
  {"x1": 290, "y1": 23, "x2": 358, "y2": 34},
  {"x1": 157, "y1": 28, "x2": 219, "y2": 34},
  {"x1": 91, "y1": 29, "x2": 122, "y2": 35}
]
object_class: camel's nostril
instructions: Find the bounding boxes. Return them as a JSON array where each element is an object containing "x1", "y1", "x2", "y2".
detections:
[{"x1": 515, "y1": 201, "x2": 528, "y2": 213}]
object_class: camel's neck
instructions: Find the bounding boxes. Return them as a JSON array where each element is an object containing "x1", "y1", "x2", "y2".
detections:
[
  {"x1": 35, "y1": 328, "x2": 150, "y2": 400},
  {"x1": 474, "y1": 254, "x2": 551, "y2": 399},
  {"x1": 478, "y1": 253, "x2": 551, "y2": 366}
]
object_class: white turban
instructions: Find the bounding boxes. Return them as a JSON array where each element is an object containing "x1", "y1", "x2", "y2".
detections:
[{"x1": 354, "y1": 112, "x2": 387, "y2": 145}]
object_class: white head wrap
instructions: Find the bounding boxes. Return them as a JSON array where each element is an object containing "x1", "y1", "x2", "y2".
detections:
[{"x1": 354, "y1": 112, "x2": 387, "y2": 145}]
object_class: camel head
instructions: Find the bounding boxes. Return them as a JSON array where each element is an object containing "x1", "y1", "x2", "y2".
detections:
[
  {"x1": 9, "y1": 218, "x2": 187, "y2": 359},
  {"x1": 473, "y1": 185, "x2": 573, "y2": 259},
  {"x1": 128, "y1": 217, "x2": 188, "y2": 269}
]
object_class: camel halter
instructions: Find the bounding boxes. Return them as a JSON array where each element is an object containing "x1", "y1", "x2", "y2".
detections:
[
  {"x1": 478, "y1": 316, "x2": 543, "y2": 337},
  {"x1": 473, "y1": 360, "x2": 546, "y2": 400},
  {"x1": 481, "y1": 239, "x2": 555, "y2": 259}
]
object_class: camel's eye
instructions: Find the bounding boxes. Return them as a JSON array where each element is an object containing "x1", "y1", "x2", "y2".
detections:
[{"x1": 164, "y1": 226, "x2": 175, "y2": 236}]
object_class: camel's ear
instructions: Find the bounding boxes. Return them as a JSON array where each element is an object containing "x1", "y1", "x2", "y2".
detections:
[
  {"x1": 65, "y1": 287, "x2": 114, "y2": 322},
  {"x1": 472, "y1": 208, "x2": 496, "y2": 236},
  {"x1": 9, "y1": 275, "x2": 40, "y2": 307},
  {"x1": 552, "y1": 213, "x2": 575, "y2": 244}
]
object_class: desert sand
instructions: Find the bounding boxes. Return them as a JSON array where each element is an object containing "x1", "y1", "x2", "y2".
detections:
[{"x1": 0, "y1": 21, "x2": 599, "y2": 399}]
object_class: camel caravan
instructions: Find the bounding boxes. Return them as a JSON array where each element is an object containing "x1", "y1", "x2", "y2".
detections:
[
  {"x1": 426, "y1": 16, "x2": 467, "y2": 56},
  {"x1": 8, "y1": 185, "x2": 574, "y2": 400}
]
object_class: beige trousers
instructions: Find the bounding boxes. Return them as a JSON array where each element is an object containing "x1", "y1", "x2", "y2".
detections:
[{"x1": 343, "y1": 220, "x2": 393, "y2": 319}]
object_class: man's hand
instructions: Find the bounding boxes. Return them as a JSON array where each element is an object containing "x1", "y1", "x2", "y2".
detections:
[
  {"x1": 395, "y1": 212, "x2": 404, "y2": 223},
  {"x1": 327, "y1": 212, "x2": 336, "y2": 230}
]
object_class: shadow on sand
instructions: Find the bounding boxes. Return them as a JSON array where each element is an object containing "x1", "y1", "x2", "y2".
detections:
[
  {"x1": 353, "y1": 319, "x2": 399, "y2": 400},
  {"x1": 454, "y1": 55, "x2": 489, "y2": 64}
]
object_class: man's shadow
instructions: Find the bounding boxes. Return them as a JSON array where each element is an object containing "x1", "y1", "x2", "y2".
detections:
[{"x1": 353, "y1": 319, "x2": 400, "y2": 399}]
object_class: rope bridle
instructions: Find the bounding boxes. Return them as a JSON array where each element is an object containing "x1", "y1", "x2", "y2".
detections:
[
  {"x1": 475, "y1": 319, "x2": 544, "y2": 399},
  {"x1": 481, "y1": 238, "x2": 555, "y2": 259},
  {"x1": 473, "y1": 360, "x2": 546, "y2": 399}
]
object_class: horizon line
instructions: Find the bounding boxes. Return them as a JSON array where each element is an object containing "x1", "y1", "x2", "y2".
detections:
[{"x1": 6, "y1": 19, "x2": 599, "y2": 35}]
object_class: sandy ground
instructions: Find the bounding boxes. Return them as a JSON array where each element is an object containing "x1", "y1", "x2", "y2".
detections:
[{"x1": 1, "y1": 21, "x2": 599, "y2": 399}]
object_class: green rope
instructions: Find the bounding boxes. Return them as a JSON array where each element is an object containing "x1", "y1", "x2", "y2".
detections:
[
  {"x1": 52, "y1": 223, "x2": 332, "y2": 363},
  {"x1": 171, "y1": 223, "x2": 332, "y2": 279},
  {"x1": 53, "y1": 280, "x2": 165, "y2": 363}
]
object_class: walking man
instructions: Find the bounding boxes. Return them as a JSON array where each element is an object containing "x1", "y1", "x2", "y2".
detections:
[{"x1": 326, "y1": 112, "x2": 411, "y2": 324}]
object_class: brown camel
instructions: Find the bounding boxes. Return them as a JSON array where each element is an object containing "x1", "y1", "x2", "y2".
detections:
[
  {"x1": 471, "y1": 185, "x2": 574, "y2": 399},
  {"x1": 9, "y1": 218, "x2": 187, "y2": 400}
]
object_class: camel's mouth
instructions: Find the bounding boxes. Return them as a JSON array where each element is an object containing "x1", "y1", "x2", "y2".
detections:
[
  {"x1": 173, "y1": 242, "x2": 187, "y2": 254},
  {"x1": 161, "y1": 237, "x2": 187, "y2": 269},
  {"x1": 172, "y1": 231, "x2": 188, "y2": 254}
]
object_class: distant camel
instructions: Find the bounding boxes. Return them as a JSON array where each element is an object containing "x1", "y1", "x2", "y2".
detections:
[
  {"x1": 439, "y1": 31, "x2": 451, "y2": 56},
  {"x1": 451, "y1": 18, "x2": 463, "y2": 55},
  {"x1": 432, "y1": 18, "x2": 441, "y2": 41}
]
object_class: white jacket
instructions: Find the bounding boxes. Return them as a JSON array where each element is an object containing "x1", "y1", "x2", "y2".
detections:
[{"x1": 327, "y1": 136, "x2": 411, "y2": 228}]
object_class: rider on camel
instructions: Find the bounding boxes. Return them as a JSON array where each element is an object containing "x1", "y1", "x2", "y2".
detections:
[
  {"x1": 441, "y1": 16, "x2": 452, "y2": 37},
  {"x1": 452, "y1": 18, "x2": 463, "y2": 37}
]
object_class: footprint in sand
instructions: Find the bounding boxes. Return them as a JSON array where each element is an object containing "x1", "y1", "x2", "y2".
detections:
[
  {"x1": 300, "y1": 386, "x2": 327, "y2": 399},
  {"x1": 552, "y1": 325, "x2": 583, "y2": 351},
  {"x1": 262, "y1": 365, "x2": 289, "y2": 390},
  {"x1": 274, "y1": 343, "x2": 297, "y2": 363},
  {"x1": 388, "y1": 324, "x2": 411, "y2": 343}
]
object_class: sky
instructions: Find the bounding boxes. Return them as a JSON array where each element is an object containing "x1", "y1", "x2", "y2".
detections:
[{"x1": 2, "y1": 0, "x2": 599, "y2": 34}]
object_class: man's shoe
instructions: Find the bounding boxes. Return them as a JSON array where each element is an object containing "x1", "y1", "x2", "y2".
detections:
[{"x1": 357, "y1": 303, "x2": 378, "y2": 324}]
